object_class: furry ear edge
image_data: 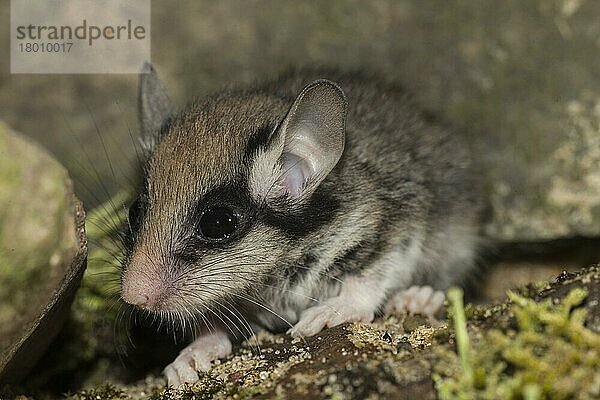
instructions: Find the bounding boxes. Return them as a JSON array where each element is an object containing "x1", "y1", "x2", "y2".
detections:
[
  {"x1": 138, "y1": 62, "x2": 175, "y2": 150},
  {"x1": 249, "y1": 79, "x2": 347, "y2": 206}
]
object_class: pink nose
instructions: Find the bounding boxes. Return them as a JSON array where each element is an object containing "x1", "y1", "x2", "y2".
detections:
[
  {"x1": 123, "y1": 291, "x2": 151, "y2": 308},
  {"x1": 121, "y1": 255, "x2": 172, "y2": 310},
  {"x1": 121, "y1": 280, "x2": 166, "y2": 310}
]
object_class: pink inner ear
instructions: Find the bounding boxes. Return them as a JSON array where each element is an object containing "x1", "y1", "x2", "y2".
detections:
[{"x1": 281, "y1": 153, "x2": 310, "y2": 199}]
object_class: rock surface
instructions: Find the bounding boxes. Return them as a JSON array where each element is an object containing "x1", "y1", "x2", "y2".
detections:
[
  {"x1": 0, "y1": 122, "x2": 87, "y2": 384},
  {"x1": 1, "y1": 0, "x2": 600, "y2": 240}
]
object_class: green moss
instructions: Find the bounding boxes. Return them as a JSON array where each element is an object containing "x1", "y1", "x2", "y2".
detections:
[
  {"x1": 77, "y1": 189, "x2": 130, "y2": 315},
  {"x1": 23, "y1": 192, "x2": 130, "y2": 389},
  {"x1": 435, "y1": 287, "x2": 600, "y2": 399},
  {"x1": 464, "y1": 302, "x2": 510, "y2": 321}
]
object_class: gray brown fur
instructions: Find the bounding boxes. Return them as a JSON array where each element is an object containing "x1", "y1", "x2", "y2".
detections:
[{"x1": 121, "y1": 66, "x2": 483, "y2": 335}]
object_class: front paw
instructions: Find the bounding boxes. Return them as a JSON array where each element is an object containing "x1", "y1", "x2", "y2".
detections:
[
  {"x1": 288, "y1": 297, "x2": 375, "y2": 338},
  {"x1": 163, "y1": 330, "x2": 232, "y2": 387},
  {"x1": 385, "y1": 285, "x2": 445, "y2": 317}
]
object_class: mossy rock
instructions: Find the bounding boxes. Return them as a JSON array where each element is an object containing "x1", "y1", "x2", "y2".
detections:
[
  {"x1": 0, "y1": 121, "x2": 87, "y2": 384},
  {"x1": 52, "y1": 266, "x2": 599, "y2": 400}
]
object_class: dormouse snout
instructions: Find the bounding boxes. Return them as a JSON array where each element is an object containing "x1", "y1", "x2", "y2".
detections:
[{"x1": 121, "y1": 260, "x2": 175, "y2": 311}]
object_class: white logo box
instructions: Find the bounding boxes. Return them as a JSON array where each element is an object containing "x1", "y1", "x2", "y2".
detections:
[{"x1": 11, "y1": 0, "x2": 151, "y2": 74}]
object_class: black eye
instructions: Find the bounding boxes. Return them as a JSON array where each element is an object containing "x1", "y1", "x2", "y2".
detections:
[{"x1": 198, "y1": 207, "x2": 238, "y2": 240}]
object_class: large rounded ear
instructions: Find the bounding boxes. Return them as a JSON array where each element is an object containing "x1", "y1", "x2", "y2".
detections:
[
  {"x1": 138, "y1": 62, "x2": 175, "y2": 150},
  {"x1": 249, "y1": 79, "x2": 347, "y2": 205}
]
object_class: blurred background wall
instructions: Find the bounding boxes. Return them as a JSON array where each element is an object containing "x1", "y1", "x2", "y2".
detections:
[{"x1": 1, "y1": 0, "x2": 599, "y2": 241}]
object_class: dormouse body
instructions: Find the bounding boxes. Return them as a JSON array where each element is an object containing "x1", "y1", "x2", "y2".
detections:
[{"x1": 121, "y1": 65, "x2": 483, "y2": 386}]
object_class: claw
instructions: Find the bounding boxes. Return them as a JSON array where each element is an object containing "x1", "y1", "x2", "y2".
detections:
[
  {"x1": 289, "y1": 297, "x2": 375, "y2": 338},
  {"x1": 163, "y1": 330, "x2": 232, "y2": 387}
]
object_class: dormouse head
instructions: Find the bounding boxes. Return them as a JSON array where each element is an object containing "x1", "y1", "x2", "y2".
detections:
[{"x1": 120, "y1": 64, "x2": 347, "y2": 320}]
